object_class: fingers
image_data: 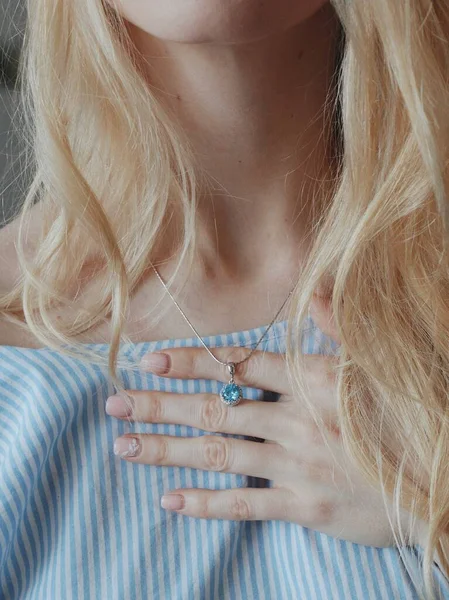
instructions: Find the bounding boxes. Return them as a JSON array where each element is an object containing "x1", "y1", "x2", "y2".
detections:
[
  {"x1": 160, "y1": 487, "x2": 295, "y2": 521},
  {"x1": 139, "y1": 347, "x2": 291, "y2": 395},
  {"x1": 106, "y1": 389, "x2": 294, "y2": 441},
  {"x1": 160, "y1": 486, "x2": 337, "y2": 531},
  {"x1": 113, "y1": 433, "x2": 288, "y2": 481}
]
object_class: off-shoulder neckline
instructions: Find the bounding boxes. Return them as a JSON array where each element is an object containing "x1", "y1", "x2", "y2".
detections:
[{"x1": 0, "y1": 318, "x2": 292, "y2": 352}]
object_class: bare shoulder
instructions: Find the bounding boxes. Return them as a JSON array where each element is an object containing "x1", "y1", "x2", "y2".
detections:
[
  {"x1": 0, "y1": 216, "x2": 23, "y2": 293},
  {"x1": 0, "y1": 205, "x2": 173, "y2": 347},
  {"x1": 0, "y1": 205, "x2": 44, "y2": 348}
]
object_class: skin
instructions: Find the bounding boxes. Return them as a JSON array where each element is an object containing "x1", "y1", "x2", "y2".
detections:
[
  {"x1": 95, "y1": 1, "x2": 340, "y2": 342},
  {"x1": 0, "y1": 0, "x2": 339, "y2": 346},
  {"x1": 97, "y1": 0, "x2": 434, "y2": 552},
  {"x1": 0, "y1": 2, "x2": 337, "y2": 344},
  {"x1": 107, "y1": 0, "x2": 330, "y2": 44},
  {"x1": 106, "y1": 293, "x2": 427, "y2": 549},
  {"x1": 0, "y1": 0, "x2": 431, "y2": 557}
]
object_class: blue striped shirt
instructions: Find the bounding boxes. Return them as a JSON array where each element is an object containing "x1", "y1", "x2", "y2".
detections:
[{"x1": 0, "y1": 316, "x2": 448, "y2": 599}]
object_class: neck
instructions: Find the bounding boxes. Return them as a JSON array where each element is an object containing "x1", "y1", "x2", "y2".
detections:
[{"x1": 129, "y1": 5, "x2": 341, "y2": 282}]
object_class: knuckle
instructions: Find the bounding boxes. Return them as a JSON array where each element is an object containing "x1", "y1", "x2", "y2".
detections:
[
  {"x1": 202, "y1": 436, "x2": 231, "y2": 472},
  {"x1": 187, "y1": 351, "x2": 200, "y2": 377},
  {"x1": 312, "y1": 499, "x2": 335, "y2": 525},
  {"x1": 229, "y1": 496, "x2": 252, "y2": 520},
  {"x1": 303, "y1": 498, "x2": 335, "y2": 527},
  {"x1": 197, "y1": 494, "x2": 211, "y2": 519},
  {"x1": 153, "y1": 436, "x2": 169, "y2": 464},
  {"x1": 146, "y1": 393, "x2": 164, "y2": 422},
  {"x1": 200, "y1": 395, "x2": 228, "y2": 432}
]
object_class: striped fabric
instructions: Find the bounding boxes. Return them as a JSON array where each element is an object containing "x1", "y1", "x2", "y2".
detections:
[{"x1": 0, "y1": 315, "x2": 448, "y2": 600}]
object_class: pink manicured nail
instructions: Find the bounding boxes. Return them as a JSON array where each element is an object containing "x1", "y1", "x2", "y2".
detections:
[
  {"x1": 139, "y1": 352, "x2": 170, "y2": 374},
  {"x1": 161, "y1": 494, "x2": 185, "y2": 511},
  {"x1": 113, "y1": 436, "x2": 141, "y2": 458},
  {"x1": 105, "y1": 395, "x2": 133, "y2": 418}
]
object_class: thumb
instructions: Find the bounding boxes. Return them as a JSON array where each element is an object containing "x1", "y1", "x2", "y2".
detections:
[{"x1": 309, "y1": 283, "x2": 341, "y2": 345}]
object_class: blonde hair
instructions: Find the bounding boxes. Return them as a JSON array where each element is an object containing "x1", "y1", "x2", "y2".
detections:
[{"x1": 1, "y1": 1, "x2": 449, "y2": 597}]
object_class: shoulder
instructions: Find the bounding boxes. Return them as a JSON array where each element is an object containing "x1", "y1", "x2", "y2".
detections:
[
  {"x1": 0, "y1": 205, "x2": 44, "y2": 348},
  {"x1": 0, "y1": 202, "x2": 46, "y2": 290}
]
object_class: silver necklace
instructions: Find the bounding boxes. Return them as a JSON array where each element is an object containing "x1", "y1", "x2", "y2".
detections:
[{"x1": 150, "y1": 263, "x2": 295, "y2": 407}]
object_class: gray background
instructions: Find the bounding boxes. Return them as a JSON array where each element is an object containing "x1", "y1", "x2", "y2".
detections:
[{"x1": 0, "y1": 0, "x2": 27, "y2": 224}]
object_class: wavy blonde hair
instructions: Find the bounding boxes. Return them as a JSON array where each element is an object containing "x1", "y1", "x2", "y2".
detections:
[{"x1": 1, "y1": 1, "x2": 449, "y2": 597}]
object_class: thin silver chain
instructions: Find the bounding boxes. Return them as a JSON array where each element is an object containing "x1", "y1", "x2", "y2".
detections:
[{"x1": 150, "y1": 262, "x2": 295, "y2": 368}]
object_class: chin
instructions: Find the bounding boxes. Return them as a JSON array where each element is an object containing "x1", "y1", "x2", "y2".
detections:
[{"x1": 108, "y1": 0, "x2": 329, "y2": 44}]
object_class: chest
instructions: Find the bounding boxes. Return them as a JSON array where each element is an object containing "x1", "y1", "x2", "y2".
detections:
[{"x1": 0, "y1": 268, "x2": 294, "y2": 348}]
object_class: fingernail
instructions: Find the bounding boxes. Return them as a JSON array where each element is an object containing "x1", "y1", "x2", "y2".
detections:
[
  {"x1": 140, "y1": 352, "x2": 170, "y2": 374},
  {"x1": 113, "y1": 436, "x2": 141, "y2": 458},
  {"x1": 105, "y1": 394, "x2": 133, "y2": 418},
  {"x1": 161, "y1": 494, "x2": 185, "y2": 511}
]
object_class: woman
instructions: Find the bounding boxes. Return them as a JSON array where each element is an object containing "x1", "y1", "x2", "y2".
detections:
[{"x1": 0, "y1": 0, "x2": 448, "y2": 598}]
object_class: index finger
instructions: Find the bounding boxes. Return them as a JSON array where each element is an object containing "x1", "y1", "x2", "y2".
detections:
[{"x1": 139, "y1": 346, "x2": 291, "y2": 395}]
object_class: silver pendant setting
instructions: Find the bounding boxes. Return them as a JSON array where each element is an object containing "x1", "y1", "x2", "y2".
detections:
[{"x1": 219, "y1": 362, "x2": 243, "y2": 407}]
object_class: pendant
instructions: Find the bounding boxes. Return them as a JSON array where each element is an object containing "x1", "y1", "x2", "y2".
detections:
[{"x1": 219, "y1": 362, "x2": 243, "y2": 407}]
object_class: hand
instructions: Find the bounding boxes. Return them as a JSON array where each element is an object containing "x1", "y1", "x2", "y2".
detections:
[{"x1": 105, "y1": 294, "x2": 417, "y2": 548}]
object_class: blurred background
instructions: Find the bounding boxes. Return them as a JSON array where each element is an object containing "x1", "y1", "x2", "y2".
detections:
[{"x1": 0, "y1": 0, "x2": 27, "y2": 225}]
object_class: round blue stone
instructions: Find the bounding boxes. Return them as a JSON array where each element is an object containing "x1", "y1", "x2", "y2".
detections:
[{"x1": 220, "y1": 382, "x2": 243, "y2": 406}]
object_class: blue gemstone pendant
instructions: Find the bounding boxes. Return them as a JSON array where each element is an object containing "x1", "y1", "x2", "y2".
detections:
[
  {"x1": 220, "y1": 382, "x2": 243, "y2": 406},
  {"x1": 220, "y1": 362, "x2": 243, "y2": 407}
]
